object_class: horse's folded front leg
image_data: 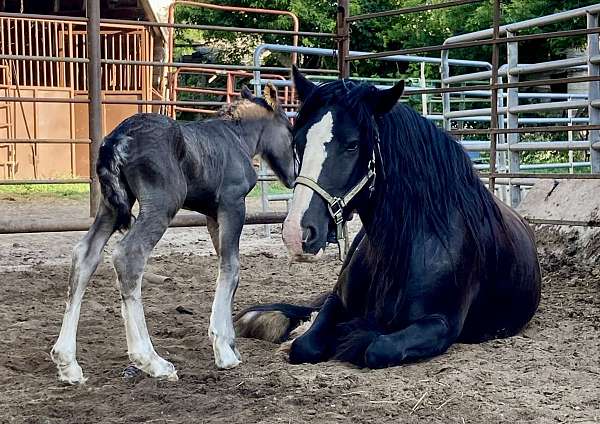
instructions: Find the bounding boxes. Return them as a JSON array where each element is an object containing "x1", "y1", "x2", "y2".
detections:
[
  {"x1": 364, "y1": 314, "x2": 456, "y2": 369},
  {"x1": 288, "y1": 293, "x2": 346, "y2": 364}
]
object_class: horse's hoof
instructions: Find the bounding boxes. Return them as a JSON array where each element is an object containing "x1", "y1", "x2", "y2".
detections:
[
  {"x1": 128, "y1": 352, "x2": 178, "y2": 381},
  {"x1": 214, "y1": 345, "x2": 241, "y2": 369},
  {"x1": 122, "y1": 364, "x2": 143, "y2": 381},
  {"x1": 56, "y1": 362, "x2": 87, "y2": 385}
]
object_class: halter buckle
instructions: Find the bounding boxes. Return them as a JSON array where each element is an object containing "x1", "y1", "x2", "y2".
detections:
[{"x1": 328, "y1": 198, "x2": 345, "y2": 224}]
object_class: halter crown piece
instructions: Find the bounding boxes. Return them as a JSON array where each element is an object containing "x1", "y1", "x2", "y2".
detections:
[{"x1": 294, "y1": 148, "x2": 377, "y2": 262}]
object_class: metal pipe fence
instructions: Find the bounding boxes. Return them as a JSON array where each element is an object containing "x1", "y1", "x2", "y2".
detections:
[
  {"x1": 1, "y1": 1, "x2": 599, "y2": 233},
  {"x1": 0, "y1": 1, "x2": 337, "y2": 234},
  {"x1": 336, "y1": 0, "x2": 600, "y2": 227}
]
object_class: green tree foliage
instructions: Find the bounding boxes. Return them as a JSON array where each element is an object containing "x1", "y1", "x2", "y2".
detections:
[{"x1": 174, "y1": 0, "x2": 599, "y2": 77}]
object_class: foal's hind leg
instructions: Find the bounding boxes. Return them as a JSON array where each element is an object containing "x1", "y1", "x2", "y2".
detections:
[
  {"x1": 209, "y1": 200, "x2": 245, "y2": 369},
  {"x1": 51, "y1": 204, "x2": 117, "y2": 384},
  {"x1": 206, "y1": 216, "x2": 219, "y2": 254},
  {"x1": 111, "y1": 204, "x2": 179, "y2": 381}
]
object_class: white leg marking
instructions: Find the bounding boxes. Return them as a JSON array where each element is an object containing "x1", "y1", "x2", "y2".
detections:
[
  {"x1": 113, "y1": 245, "x2": 177, "y2": 381},
  {"x1": 283, "y1": 111, "x2": 334, "y2": 256},
  {"x1": 121, "y1": 289, "x2": 178, "y2": 381},
  {"x1": 209, "y1": 260, "x2": 241, "y2": 369},
  {"x1": 51, "y1": 234, "x2": 107, "y2": 384}
]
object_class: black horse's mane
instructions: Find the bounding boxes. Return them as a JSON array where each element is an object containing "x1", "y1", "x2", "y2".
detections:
[{"x1": 295, "y1": 80, "x2": 504, "y2": 324}]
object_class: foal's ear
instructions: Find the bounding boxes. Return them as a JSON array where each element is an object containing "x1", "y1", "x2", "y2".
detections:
[
  {"x1": 369, "y1": 81, "x2": 405, "y2": 116},
  {"x1": 292, "y1": 65, "x2": 316, "y2": 103},
  {"x1": 263, "y1": 82, "x2": 279, "y2": 110},
  {"x1": 240, "y1": 85, "x2": 254, "y2": 100}
]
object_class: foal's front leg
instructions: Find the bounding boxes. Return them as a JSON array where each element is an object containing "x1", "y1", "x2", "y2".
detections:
[{"x1": 209, "y1": 200, "x2": 245, "y2": 369}]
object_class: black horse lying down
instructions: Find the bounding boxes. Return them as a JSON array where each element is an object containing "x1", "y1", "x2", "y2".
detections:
[
  {"x1": 51, "y1": 84, "x2": 295, "y2": 383},
  {"x1": 235, "y1": 68, "x2": 542, "y2": 369}
]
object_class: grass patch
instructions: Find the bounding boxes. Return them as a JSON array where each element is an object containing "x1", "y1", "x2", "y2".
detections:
[
  {"x1": 249, "y1": 181, "x2": 290, "y2": 197},
  {"x1": 0, "y1": 181, "x2": 287, "y2": 200},
  {"x1": 0, "y1": 183, "x2": 89, "y2": 199}
]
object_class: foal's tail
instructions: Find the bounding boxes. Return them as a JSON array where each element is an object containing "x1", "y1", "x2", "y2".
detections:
[
  {"x1": 234, "y1": 292, "x2": 329, "y2": 343},
  {"x1": 97, "y1": 132, "x2": 133, "y2": 231}
]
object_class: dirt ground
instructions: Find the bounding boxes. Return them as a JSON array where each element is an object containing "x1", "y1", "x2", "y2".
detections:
[{"x1": 0, "y1": 197, "x2": 599, "y2": 423}]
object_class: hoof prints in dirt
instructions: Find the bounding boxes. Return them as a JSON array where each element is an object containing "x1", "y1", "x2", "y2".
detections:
[{"x1": 0, "y1": 252, "x2": 598, "y2": 423}]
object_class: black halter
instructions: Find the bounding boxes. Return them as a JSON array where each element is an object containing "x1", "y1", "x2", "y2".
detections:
[{"x1": 294, "y1": 152, "x2": 376, "y2": 261}]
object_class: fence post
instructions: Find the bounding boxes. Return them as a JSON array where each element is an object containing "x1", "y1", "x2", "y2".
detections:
[
  {"x1": 441, "y1": 50, "x2": 451, "y2": 131},
  {"x1": 337, "y1": 0, "x2": 350, "y2": 79},
  {"x1": 87, "y1": 0, "x2": 102, "y2": 217},
  {"x1": 587, "y1": 12, "x2": 600, "y2": 173},
  {"x1": 506, "y1": 30, "x2": 521, "y2": 207}
]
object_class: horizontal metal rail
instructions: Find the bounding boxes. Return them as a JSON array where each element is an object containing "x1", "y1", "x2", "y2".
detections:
[
  {"x1": 475, "y1": 162, "x2": 589, "y2": 170},
  {"x1": 444, "y1": 100, "x2": 590, "y2": 119},
  {"x1": 0, "y1": 11, "x2": 335, "y2": 38},
  {"x1": 0, "y1": 179, "x2": 91, "y2": 185},
  {"x1": 486, "y1": 172, "x2": 600, "y2": 179},
  {"x1": 0, "y1": 176, "x2": 280, "y2": 185},
  {"x1": 347, "y1": 0, "x2": 484, "y2": 22},
  {"x1": 0, "y1": 212, "x2": 287, "y2": 235},
  {"x1": 451, "y1": 125, "x2": 600, "y2": 136},
  {"x1": 1, "y1": 138, "x2": 91, "y2": 144},
  {"x1": 525, "y1": 218, "x2": 600, "y2": 227},
  {"x1": 461, "y1": 141, "x2": 592, "y2": 152},
  {"x1": 445, "y1": 3, "x2": 600, "y2": 44},
  {"x1": 353, "y1": 25, "x2": 600, "y2": 63}
]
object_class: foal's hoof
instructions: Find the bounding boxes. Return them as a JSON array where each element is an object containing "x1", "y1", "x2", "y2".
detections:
[
  {"x1": 214, "y1": 343, "x2": 242, "y2": 369},
  {"x1": 56, "y1": 362, "x2": 87, "y2": 385},
  {"x1": 51, "y1": 348, "x2": 87, "y2": 385}
]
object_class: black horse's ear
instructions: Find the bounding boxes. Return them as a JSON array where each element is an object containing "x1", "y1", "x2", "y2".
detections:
[
  {"x1": 240, "y1": 85, "x2": 254, "y2": 100},
  {"x1": 292, "y1": 65, "x2": 316, "y2": 103},
  {"x1": 369, "y1": 81, "x2": 405, "y2": 116}
]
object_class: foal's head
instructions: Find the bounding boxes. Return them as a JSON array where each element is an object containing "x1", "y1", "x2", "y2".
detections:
[
  {"x1": 283, "y1": 68, "x2": 404, "y2": 260},
  {"x1": 232, "y1": 84, "x2": 295, "y2": 188}
]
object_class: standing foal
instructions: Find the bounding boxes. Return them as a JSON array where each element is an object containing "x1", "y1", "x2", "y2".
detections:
[{"x1": 51, "y1": 85, "x2": 295, "y2": 384}]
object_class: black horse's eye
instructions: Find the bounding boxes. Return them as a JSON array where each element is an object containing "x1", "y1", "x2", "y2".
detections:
[{"x1": 346, "y1": 140, "x2": 359, "y2": 152}]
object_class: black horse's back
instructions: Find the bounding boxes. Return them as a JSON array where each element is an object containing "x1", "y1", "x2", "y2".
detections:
[{"x1": 459, "y1": 201, "x2": 542, "y2": 343}]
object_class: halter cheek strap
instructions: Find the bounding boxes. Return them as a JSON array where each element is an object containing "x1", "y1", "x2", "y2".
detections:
[{"x1": 294, "y1": 151, "x2": 376, "y2": 261}]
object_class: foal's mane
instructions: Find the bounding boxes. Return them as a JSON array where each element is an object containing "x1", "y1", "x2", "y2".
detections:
[
  {"x1": 216, "y1": 99, "x2": 272, "y2": 121},
  {"x1": 296, "y1": 80, "x2": 503, "y2": 324}
]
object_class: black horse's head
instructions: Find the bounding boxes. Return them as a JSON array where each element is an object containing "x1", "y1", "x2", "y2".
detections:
[{"x1": 283, "y1": 67, "x2": 404, "y2": 261}]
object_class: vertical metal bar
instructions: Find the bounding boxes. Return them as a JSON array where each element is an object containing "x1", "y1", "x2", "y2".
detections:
[
  {"x1": 118, "y1": 31, "x2": 123, "y2": 91},
  {"x1": 35, "y1": 20, "x2": 40, "y2": 86},
  {"x1": 496, "y1": 75, "x2": 507, "y2": 202},
  {"x1": 567, "y1": 95, "x2": 574, "y2": 174},
  {"x1": 82, "y1": 33, "x2": 87, "y2": 89},
  {"x1": 27, "y1": 19, "x2": 33, "y2": 85},
  {"x1": 337, "y1": 0, "x2": 350, "y2": 79},
  {"x1": 506, "y1": 30, "x2": 521, "y2": 206},
  {"x1": 133, "y1": 32, "x2": 138, "y2": 90},
  {"x1": 587, "y1": 12, "x2": 600, "y2": 173},
  {"x1": 48, "y1": 22, "x2": 54, "y2": 86},
  {"x1": 68, "y1": 23, "x2": 74, "y2": 91},
  {"x1": 441, "y1": 49, "x2": 451, "y2": 131},
  {"x1": 420, "y1": 62, "x2": 428, "y2": 115},
  {"x1": 41, "y1": 21, "x2": 47, "y2": 86},
  {"x1": 87, "y1": 0, "x2": 102, "y2": 216},
  {"x1": 20, "y1": 19, "x2": 25, "y2": 86},
  {"x1": 488, "y1": 0, "x2": 501, "y2": 194}
]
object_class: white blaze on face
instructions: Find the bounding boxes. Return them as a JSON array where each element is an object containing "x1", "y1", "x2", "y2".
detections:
[{"x1": 283, "y1": 111, "x2": 334, "y2": 256}]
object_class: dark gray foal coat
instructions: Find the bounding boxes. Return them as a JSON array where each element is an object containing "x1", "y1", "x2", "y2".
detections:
[{"x1": 51, "y1": 86, "x2": 295, "y2": 383}]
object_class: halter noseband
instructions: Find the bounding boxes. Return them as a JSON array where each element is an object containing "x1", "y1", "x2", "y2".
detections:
[{"x1": 294, "y1": 150, "x2": 376, "y2": 261}]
